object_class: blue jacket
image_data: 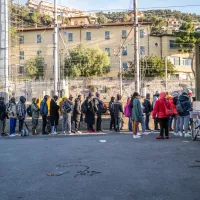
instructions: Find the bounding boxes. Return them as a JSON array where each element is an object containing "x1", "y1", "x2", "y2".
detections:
[
  {"x1": 40, "y1": 99, "x2": 48, "y2": 115},
  {"x1": 179, "y1": 95, "x2": 192, "y2": 116}
]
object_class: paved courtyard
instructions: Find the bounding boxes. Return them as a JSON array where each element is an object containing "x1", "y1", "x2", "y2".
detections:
[{"x1": 0, "y1": 133, "x2": 200, "y2": 200}]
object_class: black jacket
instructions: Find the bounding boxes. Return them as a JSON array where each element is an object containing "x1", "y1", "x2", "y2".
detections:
[
  {"x1": 50, "y1": 99, "x2": 59, "y2": 118},
  {"x1": 143, "y1": 99, "x2": 152, "y2": 114},
  {"x1": 73, "y1": 98, "x2": 82, "y2": 121},
  {"x1": 0, "y1": 101, "x2": 7, "y2": 120},
  {"x1": 113, "y1": 100, "x2": 123, "y2": 118}
]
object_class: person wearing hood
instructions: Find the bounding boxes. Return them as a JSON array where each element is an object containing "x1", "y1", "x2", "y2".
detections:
[
  {"x1": 84, "y1": 92, "x2": 96, "y2": 133},
  {"x1": 40, "y1": 95, "x2": 49, "y2": 135},
  {"x1": 109, "y1": 96, "x2": 115, "y2": 131},
  {"x1": 0, "y1": 97, "x2": 8, "y2": 136},
  {"x1": 178, "y1": 92, "x2": 192, "y2": 137},
  {"x1": 131, "y1": 92, "x2": 143, "y2": 139},
  {"x1": 31, "y1": 98, "x2": 40, "y2": 135},
  {"x1": 50, "y1": 95, "x2": 59, "y2": 135},
  {"x1": 152, "y1": 92, "x2": 171, "y2": 139},
  {"x1": 62, "y1": 94, "x2": 73, "y2": 134},
  {"x1": 73, "y1": 95, "x2": 82, "y2": 134},
  {"x1": 113, "y1": 94, "x2": 123, "y2": 132},
  {"x1": 7, "y1": 97, "x2": 17, "y2": 136},
  {"x1": 153, "y1": 91, "x2": 160, "y2": 130},
  {"x1": 17, "y1": 96, "x2": 26, "y2": 133}
]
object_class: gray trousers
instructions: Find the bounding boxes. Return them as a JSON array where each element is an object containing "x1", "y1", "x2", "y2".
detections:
[
  {"x1": 0, "y1": 119, "x2": 6, "y2": 134},
  {"x1": 62, "y1": 114, "x2": 71, "y2": 132},
  {"x1": 180, "y1": 115, "x2": 190, "y2": 134}
]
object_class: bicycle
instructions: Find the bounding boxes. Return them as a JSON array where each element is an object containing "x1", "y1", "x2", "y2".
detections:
[{"x1": 190, "y1": 111, "x2": 200, "y2": 141}]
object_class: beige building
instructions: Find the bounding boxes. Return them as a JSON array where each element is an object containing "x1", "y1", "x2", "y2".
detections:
[{"x1": 10, "y1": 22, "x2": 193, "y2": 80}]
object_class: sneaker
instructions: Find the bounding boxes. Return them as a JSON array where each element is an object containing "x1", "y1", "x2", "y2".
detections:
[
  {"x1": 133, "y1": 135, "x2": 141, "y2": 139},
  {"x1": 156, "y1": 136, "x2": 164, "y2": 139},
  {"x1": 165, "y1": 136, "x2": 169, "y2": 139},
  {"x1": 87, "y1": 130, "x2": 93, "y2": 133},
  {"x1": 185, "y1": 133, "x2": 191, "y2": 138},
  {"x1": 137, "y1": 133, "x2": 142, "y2": 136},
  {"x1": 173, "y1": 132, "x2": 178, "y2": 136},
  {"x1": 42, "y1": 132, "x2": 49, "y2": 135},
  {"x1": 179, "y1": 132, "x2": 183, "y2": 137},
  {"x1": 10, "y1": 134, "x2": 16, "y2": 137},
  {"x1": 76, "y1": 131, "x2": 82, "y2": 134},
  {"x1": 51, "y1": 132, "x2": 57, "y2": 135},
  {"x1": 1, "y1": 133, "x2": 7, "y2": 136}
]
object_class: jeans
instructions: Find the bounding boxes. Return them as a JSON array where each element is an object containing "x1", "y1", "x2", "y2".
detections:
[
  {"x1": 0, "y1": 119, "x2": 6, "y2": 134},
  {"x1": 42, "y1": 115, "x2": 47, "y2": 133},
  {"x1": 173, "y1": 115, "x2": 180, "y2": 133},
  {"x1": 145, "y1": 113, "x2": 150, "y2": 130},
  {"x1": 158, "y1": 118, "x2": 169, "y2": 137},
  {"x1": 96, "y1": 114, "x2": 102, "y2": 131},
  {"x1": 10, "y1": 118, "x2": 16, "y2": 135},
  {"x1": 110, "y1": 115, "x2": 115, "y2": 130},
  {"x1": 115, "y1": 117, "x2": 122, "y2": 131},
  {"x1": 63, "y1": 114, "x2": 71, "y2": 132},
  {"x1": 128, "y1": 118, "x2": 132, "y2": 131},
  {"x1": 19, "y1": 119, "x2": 24, "y2": 133},
  {"x1": 180, "y1": 115, "x2": 190, "y2": 134},
  {"x1": 168, "y1": 116, "x2": 173, "y2": 127},
  {"x1": 141, "y1": 115, "x2": 146, "y2": 133}
]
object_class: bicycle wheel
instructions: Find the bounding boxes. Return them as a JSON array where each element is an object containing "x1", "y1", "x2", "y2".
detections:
[{"x1": 191, "y1": 120, "x2": 198, "y2": 141}]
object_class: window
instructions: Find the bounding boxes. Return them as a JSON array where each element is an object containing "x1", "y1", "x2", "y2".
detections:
[
  {"x1": 122, "y1": 47, "x2": 127, "y2": 56},
  {"x1": 37, "y1": 50, "x2": 42, "y2": 56},
  {"x1": 20, "y1": 51, "x2": 24, "y2": 60},
  {"x1": 68, "y1": 33, "x2": 73, "y2": 42},
  {"x1": 170, "y1": 56, "x2": 180, "y2": 65},
  {"x1": 86, "y1": 32, "x2": 91, "y2": 40},
  {"x1": 37, "y1": 34, "x2": 42, "y2": 43},
  {"x1": 169, "y1": 40, "x2": 176, "y2": 49},
  {"x1": 105, "y1": 31, "x2": 110, "y2": 40},
  {"x1": 122, "y1": 62, "x2": 128, "y2": 71},
  {"x1": 171, "y1": 74, "x2": 179, "y2": 80},
  {"x1": 105, "y1": 48, "x2": 110, "y2": 56},
  {"x1": 140, "y1": 46, "x2": 145, "y2": 56},
  {"x1": 140, "y1": 30, "x2": 144, "y2": 38},
  {"x1": 19, "y1": 36, "x2": 24, "y2": 44},
  {"x1": 19, "y1": 65, "x2": 24, "y2": 74},
  {"x1": 183, "y1": 58, "x2": 192, "y2": 66},
  {"x1": 122, "y1": 30, "x2": 127, "y2": 39}
]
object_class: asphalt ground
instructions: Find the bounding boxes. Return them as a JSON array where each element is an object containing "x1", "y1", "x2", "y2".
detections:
[{"x1": 0, "y1": 133, "x2": 200, "y2": 200}]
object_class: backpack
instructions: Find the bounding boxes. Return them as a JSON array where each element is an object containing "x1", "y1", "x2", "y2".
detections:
[
  {"x1": 176, "y1": 102, "x2": 184, "y2": 114},
  {"x1": 81, "y1": 101, "x2": 88, "y2": 114},
  {"x1": 26, "y1": 105, "x2": 32, "y2": 117},
  {"x1": 124, "y1": 104, "x2": 131, "y2": 117},
  {"x1": 62, "y1": 101, "x2": 72, "y2": 114}
]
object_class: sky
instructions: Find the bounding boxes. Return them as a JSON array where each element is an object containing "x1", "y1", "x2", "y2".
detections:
[{"x1": 20, "y1": 0, "x2": 200, "y2": 14}]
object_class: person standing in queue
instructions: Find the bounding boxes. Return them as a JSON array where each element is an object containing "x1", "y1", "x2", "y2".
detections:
[
  {"x1": 109, "y1": 96, "x2": 115, "y2": 131},
  {"x1": 73, "y1": 95, "x2": 82, "y2": 134},
  {"x1": 40, "y1": 95, "x2": 49, "y2": 135},
  {"x1": 50, "y1": 95, "x2": 59, "y2": 135}
]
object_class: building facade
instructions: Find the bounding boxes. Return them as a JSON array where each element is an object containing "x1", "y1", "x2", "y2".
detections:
[{"x1": 10, "y1": 22, "x2": 194, "y2": 81}]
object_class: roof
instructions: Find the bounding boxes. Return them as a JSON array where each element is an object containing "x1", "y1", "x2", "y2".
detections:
[{"x1": 17, "y1": 22, "x2": 151, "y2": 32}]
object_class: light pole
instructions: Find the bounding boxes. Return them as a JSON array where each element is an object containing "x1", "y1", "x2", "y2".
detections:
[
  {"x1": 53, "y1": 0, "x2": 59, "y2": 95},
  {"x1": 134, "y1": 0, "x2": 140, "y2": 93},
  {"x1": 165, "y1": 56, "x2": 168, "y2": 91}
]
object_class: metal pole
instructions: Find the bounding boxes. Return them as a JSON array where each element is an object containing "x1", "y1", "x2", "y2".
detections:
[
  {"x1": 119, "y1": 51, "x2": 122, "y2": 96},
  {"x1": 134, "y1": 0, "x2": 140, "y2": 93},
  {"x1": 54, "y1": 0, "x2": 58, "y2": 95},
  {"x1": 165, "y1": 56, "x2": 168, "y2": 91}
]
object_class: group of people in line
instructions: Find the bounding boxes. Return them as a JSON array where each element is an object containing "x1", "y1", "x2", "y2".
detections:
[{"x1": 0, "y1": 89, "x2": 193, "y2": 139}]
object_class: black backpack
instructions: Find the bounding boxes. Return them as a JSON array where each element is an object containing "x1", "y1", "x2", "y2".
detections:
[
  {"x1": 62, "y1": 101, "x2": 72, "y2": 114},
  {"x1": 81, "y1": 101, "x2": 88, "y2": 114},
  {"x1": 26, "y1": 105, "x2": 32, "y2": 117}
]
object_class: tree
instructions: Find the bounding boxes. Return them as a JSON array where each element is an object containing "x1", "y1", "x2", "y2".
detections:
[
  {"x1": 25, "y1": 56, "x2": 45, "y2": 79},
  {"x1": 64, "y1": 45, "x2": 110, "y2": 77},
  {"x1": 175, "y1": 22, "x2": 200, "y2": 76},
  {"x1": 124, "y1": 56, "x2": 175, "y2": 78},
  {"x1": 97, "y1": 12, "x2": 108, "y2": 24},
  {"x1": 41, "y1": 14, "x2": 53, "y2": 25}
]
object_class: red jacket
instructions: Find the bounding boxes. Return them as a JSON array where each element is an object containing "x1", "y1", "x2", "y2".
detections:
[
  {"x1": 152, "y1": 98, "x2": 170, "y2": 119},
  {"x1": 169, "y1": 98, "x2": 178, "y2": 115}
]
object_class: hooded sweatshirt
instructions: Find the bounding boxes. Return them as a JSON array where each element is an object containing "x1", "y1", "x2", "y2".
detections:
[
  {"x1": 178, "y1": 95, "x2": 192, "y2": 116},
  {"x1": 152, "y1": 92, "x2": 170, "y2": 119}
]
